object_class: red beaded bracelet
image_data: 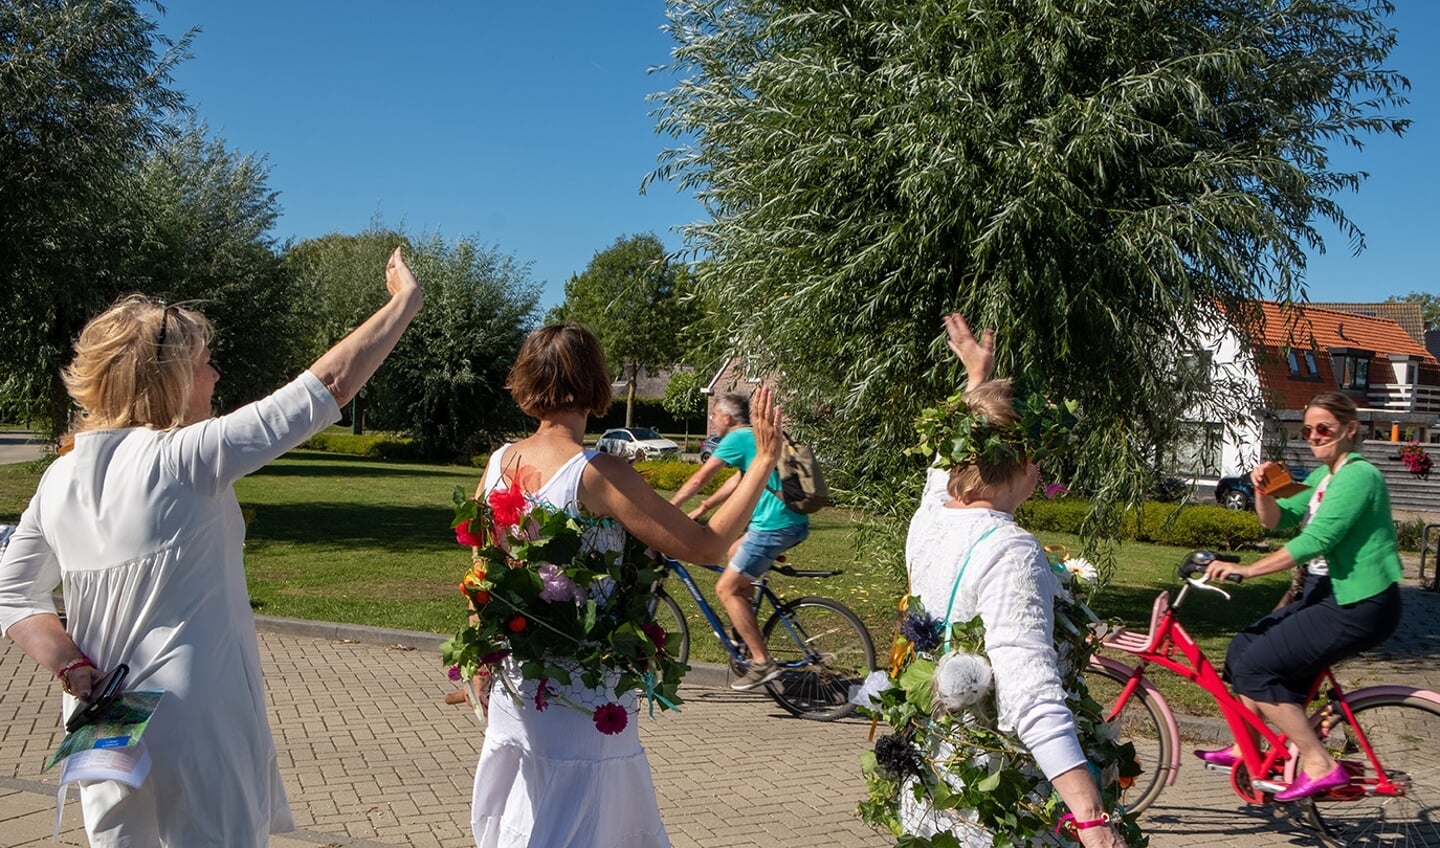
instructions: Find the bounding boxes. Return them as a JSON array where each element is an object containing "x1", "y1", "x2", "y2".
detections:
[
  {"x1": 1055, "y1": 812, "x2": 1111, "y2": 837},
  {"x1": 56, "y1": 656, "x2": 95, "y2": 695}
]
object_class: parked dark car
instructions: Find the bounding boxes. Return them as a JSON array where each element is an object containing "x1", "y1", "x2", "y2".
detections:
[{"x1": 699, "y1": 434, "x2": 721, "y2": 463}]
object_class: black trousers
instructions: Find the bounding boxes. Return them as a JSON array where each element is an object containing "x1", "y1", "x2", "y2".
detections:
[{"x1": 1223, "y1": 573, "x2": 1402, "y2": 705}]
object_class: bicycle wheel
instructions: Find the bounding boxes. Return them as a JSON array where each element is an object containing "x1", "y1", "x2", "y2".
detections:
[
  {"x1": 761, "y1": 597, "x2": 875, "y2": 721},
  {"x1": 1303, "y1": 693, "x2": 1440, "y2": 847},
  {"x1": 646, "y1": 588, "x2": 690, "y2": 667},
  {"x1": 1084, "y1": 663, "x2": 1173, "y2": 816}
]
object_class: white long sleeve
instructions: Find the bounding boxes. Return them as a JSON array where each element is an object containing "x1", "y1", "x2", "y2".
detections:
[{"x1": 905, "y1": 496, "x2": 1086, "y2": 779}]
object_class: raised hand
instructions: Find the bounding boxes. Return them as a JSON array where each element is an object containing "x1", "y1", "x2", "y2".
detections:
[
  {"x1": 749, "y1": 386, "x2": 783, "y2": 467},
  {"x1": 943, "y1": 313, "x2": 994, "y2": 386},
  {"x1": 386, "y1": 246, "x2": 421, "y2": 301}
]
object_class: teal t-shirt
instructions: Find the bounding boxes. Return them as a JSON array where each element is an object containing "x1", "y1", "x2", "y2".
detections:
[{"x1": 713, "y1": 427, "x2": 808, "y2": 532}]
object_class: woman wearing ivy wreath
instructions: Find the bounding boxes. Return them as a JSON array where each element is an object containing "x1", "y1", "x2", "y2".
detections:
[
  {"x1": 860, "y1": 314, "x2": 1134, "y2": 847},
  {"x1": 465, "y1": 323, "x2": 783, "y2": 848}
]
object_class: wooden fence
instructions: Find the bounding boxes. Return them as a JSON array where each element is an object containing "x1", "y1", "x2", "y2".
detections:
[{"x1": 1278, "y1": 440, "x2": 1440, "y2": 515}]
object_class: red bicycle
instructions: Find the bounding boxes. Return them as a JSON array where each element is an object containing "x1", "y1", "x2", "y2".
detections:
[{"x1": 1087, "y1": 550, "x2": 1440, "y2": 846}]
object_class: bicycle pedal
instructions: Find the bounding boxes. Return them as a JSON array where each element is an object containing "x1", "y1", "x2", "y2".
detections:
[
  {"x1": 1251, "y1": 778, "x2": 1287, "y2": 794},
  {"x1": 1201, "y1": 761, "x2": 1233, "y2": 773}
]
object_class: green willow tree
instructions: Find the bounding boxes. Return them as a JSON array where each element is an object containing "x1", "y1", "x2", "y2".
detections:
[
  {"x1": 650, "y1": 0, "x2": 1409, "y2": 553},
  {"x1": 551, "y1": 234, "x2": 698, "y2": 427}
]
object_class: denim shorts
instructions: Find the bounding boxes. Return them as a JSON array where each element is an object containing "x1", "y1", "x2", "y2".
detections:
[{"x1": 729, "y1": 523, "x2": 810, "y2": 580}]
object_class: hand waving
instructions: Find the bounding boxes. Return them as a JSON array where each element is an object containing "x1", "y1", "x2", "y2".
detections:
[
  {"x1": 749, "y1": 386, "x2": 783, "y2": 468},
  {"x1": 943, "y1": 313, "x2": 994, "y2": 386},
  {"x1": 386, "y1": 246, "x2": 422, "y2": 302}
]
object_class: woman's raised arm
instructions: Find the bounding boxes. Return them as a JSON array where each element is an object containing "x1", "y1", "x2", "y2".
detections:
[{"x1": 582, "y1": 387, "x2": 783, "y2": 564}]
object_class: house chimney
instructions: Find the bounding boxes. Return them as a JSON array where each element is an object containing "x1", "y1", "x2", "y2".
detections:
[{"x1": 1337, "y1": 321, "x2": 1345, "y2": 340}]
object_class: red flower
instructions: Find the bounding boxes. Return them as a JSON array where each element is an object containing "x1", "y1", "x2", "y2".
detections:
[
  {"x1": 641, "y1": 621, "x2": 666, "y2": 648},
  {"x1": 507, "y1": 616, "x2": 527, "y2": 633},
  {"x1": 592, "y1": 702, "x2": 628, "y2": 735},
  {"x1": 472, "y1": 589, "x2": 491, "y2": 605},
  {"x1": 535, "y1": 677, "x2": 554, "y2": 712},
  {"x1": 488, "y1": 486, "x2": 529, "y2": 527},
  {"x1": 479, "y1": 649, "x2": 511, "y2": 664},
  {"x1": 455, "y1": 517, "x2": 485, "y2": 547}
]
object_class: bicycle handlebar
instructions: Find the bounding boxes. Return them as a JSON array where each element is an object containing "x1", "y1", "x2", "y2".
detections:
[{"x1": 1180, "y1": 550, "x2": 1244, "y2": 582}]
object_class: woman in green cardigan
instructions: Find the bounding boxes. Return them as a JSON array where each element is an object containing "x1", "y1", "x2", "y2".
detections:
[{"x1": 1198, "y1": 391, "x2": 1403, "y2": 802}]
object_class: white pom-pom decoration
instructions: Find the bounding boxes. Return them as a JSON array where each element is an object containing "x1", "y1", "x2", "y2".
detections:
[{"x1": 931, "y1": 651, "x2": 994, "y2": 714}]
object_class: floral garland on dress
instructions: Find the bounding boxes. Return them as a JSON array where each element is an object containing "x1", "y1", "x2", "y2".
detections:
[
  {"x1": 855, "y1": 554, "x2": 1148, "y2": 847},
  {"x1": 440, "y1": 479, "x2": 687, "y2": 735}
]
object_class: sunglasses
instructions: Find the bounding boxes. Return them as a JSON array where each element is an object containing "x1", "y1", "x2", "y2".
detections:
[
  {"x1": 155, "y1": 304, "x2": 179, "y2": 347},
  {"x1": 1300, "y1": 422, "x2": 1339, "y2": 440}
]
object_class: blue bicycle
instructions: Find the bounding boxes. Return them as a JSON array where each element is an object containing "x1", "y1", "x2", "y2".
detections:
[{"x1": 649, "y1": 556, "x2": 876, "y2": 721}]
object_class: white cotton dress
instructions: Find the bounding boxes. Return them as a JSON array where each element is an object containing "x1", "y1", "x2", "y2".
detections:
[
  {"x1": 470, "y1": 445, "x2": 671, "y2": 848},
  {"x1": 0, "y1": 372, "x2": 340, "y2": 847},
  {"x1": 899, "y1": 468, "x2": 1088, "y2": 846}
]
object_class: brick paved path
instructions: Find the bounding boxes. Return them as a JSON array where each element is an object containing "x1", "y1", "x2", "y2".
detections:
[{"x1": 2, "y1": 582, "x2": 1437, "y2": 847}]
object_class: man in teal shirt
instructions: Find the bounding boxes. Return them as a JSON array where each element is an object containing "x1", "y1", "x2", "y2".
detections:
[{"x1": 670, "y1": 393, "x2": 810, "y2": 690}]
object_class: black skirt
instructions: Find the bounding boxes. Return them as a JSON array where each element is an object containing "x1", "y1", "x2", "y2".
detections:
[{"x1": 1222, "y1": 572, "x2": 1402, "y2": 704}]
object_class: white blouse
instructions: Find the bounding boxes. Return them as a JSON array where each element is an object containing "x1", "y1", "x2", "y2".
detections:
[{"x1": 904, "y1": 468, "x2": 1086, "y2": 776}]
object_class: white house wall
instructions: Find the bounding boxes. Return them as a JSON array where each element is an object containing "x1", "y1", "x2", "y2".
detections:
[{"x1": 1185, "y1": 314, "x2": 1266, "y2": 480}]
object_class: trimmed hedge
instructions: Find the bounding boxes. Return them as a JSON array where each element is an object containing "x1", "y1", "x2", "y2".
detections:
[
  {"x1": 300, "y1": 432, "x2": 420, "y2": 460},
  {"x1": 634, "y1": 460, "x2": 735, "y2": 495},
  {"x1": 1017, "y1": 498, "x2": 1265, "y2": 550}
]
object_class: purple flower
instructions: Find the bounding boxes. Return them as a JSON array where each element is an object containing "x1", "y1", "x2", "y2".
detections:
[
  {"x1": 447, "y1": 664, "x2": 462, "y2": 681},
  {"x1": 479, "y1": 649, "x2": 511, "y2": 665},
  {"x1": 1044, "y1": 483, "x2": 1071, "y2": 499},
  {"x1": 537, "y1": 563, "x2": 582, "y2": 604}
]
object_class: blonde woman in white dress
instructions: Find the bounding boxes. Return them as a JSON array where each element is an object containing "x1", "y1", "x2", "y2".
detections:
[{"x1": 0, "y1": 249, "x2": 423, "y2": 847}]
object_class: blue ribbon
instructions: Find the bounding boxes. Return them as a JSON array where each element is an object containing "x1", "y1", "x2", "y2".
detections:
[{"x1": 642, "y1": 672, "x2": 679, "y2": 718}]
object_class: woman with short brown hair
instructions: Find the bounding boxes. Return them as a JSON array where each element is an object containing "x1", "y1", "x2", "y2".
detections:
[{"x1": 468, "y1": 321, "x2": 784, "y2": 848}]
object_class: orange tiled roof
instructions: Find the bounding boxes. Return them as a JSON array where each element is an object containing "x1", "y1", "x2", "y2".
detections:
[
  {"x1": 1307, "y1": 301, "x2": 1426, "y2": 345},
  {"x1": 1249, "y1": 302, "x2": 1440, "y2": 410}
]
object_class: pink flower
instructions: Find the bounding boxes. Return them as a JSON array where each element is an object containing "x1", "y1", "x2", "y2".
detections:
[
  {"x1": 447, "y1": 664, "x2": 462, "y2": 681},
  {"x1": 488, "y1": 486, "x2": 528, "y2": 527},
  {"x1": 537, "y1": 563, "x2": 582, "y2": 604},
  {"x1": 455, "y1": 517, "x2": 485, "y2": 547},
  {"x1": 593, "y1": 702, "x2": 628, "y2": 735},
  {"x1": 641, "y1": 621, "x2": 666, "y2": 648},
  {"x1": 1044, "y1": 483, "x2": 1071, "y2": 499}
]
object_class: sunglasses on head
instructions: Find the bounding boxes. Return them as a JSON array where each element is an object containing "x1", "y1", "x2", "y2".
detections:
[
  {"x1": 155, "y1": 303, "x2": 179, "y2": 347},
  {"x1": 1300, "y1": 422, "x2": 1339, "y2": 440}
]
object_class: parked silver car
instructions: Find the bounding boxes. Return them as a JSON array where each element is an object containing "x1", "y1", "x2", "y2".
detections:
[{"x1": 595, "y1": 427, "x2": 681, "y2": 461}]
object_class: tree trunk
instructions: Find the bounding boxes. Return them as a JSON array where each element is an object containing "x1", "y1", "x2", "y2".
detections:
[{"x1": 625, "y1": 366, "x2": 637, "y2": 428}]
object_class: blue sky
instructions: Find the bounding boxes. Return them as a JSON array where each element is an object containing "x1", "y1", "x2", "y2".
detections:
[{"x1": 156, "y1": 2, "x2": 1436, "y2": 311}]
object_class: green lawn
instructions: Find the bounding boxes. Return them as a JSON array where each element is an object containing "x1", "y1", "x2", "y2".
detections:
[{"x1": 1, "y1": 452, "x2": 1287, "y2": 715}]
